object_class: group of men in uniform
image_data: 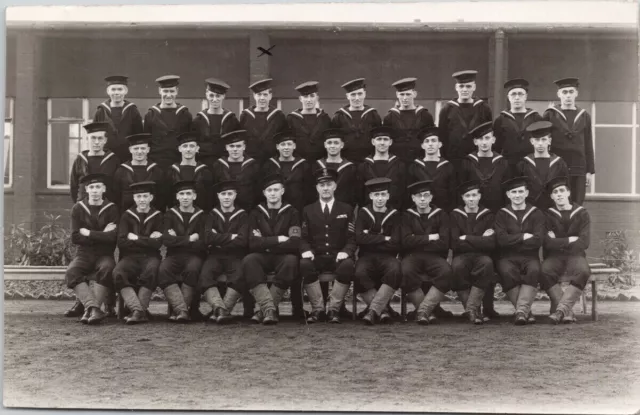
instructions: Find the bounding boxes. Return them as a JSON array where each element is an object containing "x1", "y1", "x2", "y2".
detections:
[{"x1": 64, "y1": 69, "x2": 594, "y2": 326}]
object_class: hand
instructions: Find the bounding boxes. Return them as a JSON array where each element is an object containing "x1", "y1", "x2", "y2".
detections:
[
  {"x1": 384, "y1": 236, "x2": 391, "y2": 241},
  {"x1": 429, "y1": 233, "x2": 440, "y2": 241},
  {"x1": 168, "y1": 229, "x2": 176, "y2": 236},
  {"x1": 586, "y1": 173, "x2": 593, "y2": 187},
  {"x1": 336, "y1": 252, "x2": 349, "y2": 262},
  {"x1": 277, "y1": 236, "x2": 289, "y2": 243},
  {"x1": 150, "y1": 231, "x2": 162, "y2": 239},
  {"x1": 253, "y1": 229, "x2": 262, "y2": 237},
  {"x1": 189, "y1": 233, "x2": 199, "y2": 242},
  {"x1": 363, "y1": 230, "x2": 369, "y2": 234},
  {"x1": 568, "y1": 236, "x2": 579, "y2": 243},
  {"x1": 459, "y1": 235, "x2": 466, "y2": 241},
  {"x1": 547, "y1": 231, "x2": 556, "y2": 238},
  {"x1": 301, "y1": 251, "x2": 315, "y2": 260},
  {"x1": 127, "y1": 233, "x2": 139, "y2": 241},
  {"x1": 523, "y1": 233, "x2": 533, "y2": 240},
  {"x1": 79, "y1": 228, "x2": 90, "y2": 237},
  {"x1": 231, "y1": 234, "x2": 238, "y2": 240},
  {"x1": 104, "y1": 222, "x2": 117, "y2": 232},
  {"x1": 483, "y1": 229, "x2": 495, "y2": 237}
]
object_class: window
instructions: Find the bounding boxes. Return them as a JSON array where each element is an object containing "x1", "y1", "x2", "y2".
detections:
[{"x1": 5, "y1": 97, "x2": 14, "y2": 188}]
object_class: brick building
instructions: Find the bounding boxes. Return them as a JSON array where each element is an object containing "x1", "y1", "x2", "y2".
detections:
[{"x1": 3, "y1": 2, "x2": 640, "y2": 258}]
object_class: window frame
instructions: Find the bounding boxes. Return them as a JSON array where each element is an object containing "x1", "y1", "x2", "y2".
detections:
[{"x1": 4, "y1": 97, "x2": 14, "y2": 189}]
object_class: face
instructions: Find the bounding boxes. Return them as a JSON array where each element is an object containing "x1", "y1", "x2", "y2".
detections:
[
  {"x1": 557, "y1": 87, "x2": 578, "y2": 106},
  {"x1": 421, "y1": 135, "x2": 441, "y2": 155},
  {"x1": 551, "y1": 185, "x2": 571, "y2": 206},
  {"x1": 455, "y1": 82, "x2": 476, "y2": 100},
  {"x1": 462, "y1": 189, "x2": 481, "y2": 210},
  {"x1": 107, "y1": 84, "x2": 127, "y2": 103},
  {"x1": 263, "y1": 183, "x2": 285, "y2": 204},
  {"x1": 85, "y1": 182, "x2": 106, "y2": 200},
  {"x1": 217, "y1": 189, "x2": 237, "y2": 209},
  {"x1": 507, "y1": 186, "x2": 529, "y2": 205},
  {"x1": 277, "y1": 140, "x2": 296, "y2": 158},
  {"x1": 159, "y1": 86, "x2": 178, "y2": 105},
  {"x1": 130, "y1": 144, "x2": 150, "y2": 162},
  {"x1": 324, "y1": 138, "x2": 344, "y2": 157},
  {"x1": 396, "y1": 90, "x2": 416, "y2": 109},
  {"x1": 88, "y1": 132, "x2": 107, "y2": 152},
  {"x1": 176, "y1": 189, "x2": 196, "y2": 208},
  {"x1": 371, "y1": 136, "x2": 392, "y2": 153},
  {"x1": 530, "y1": 135, "x2": 551, "y2": 154},
  {"x1": 370, "y1": 190, "x2": 390, "y2": 209},
  {"x1": 133, "y1": 192, "x2": 154, "y2": 210},
  {"x1": 226, "y1": 142, "x2": 245, "y2": 159},
  {"x1": 206, "y1": 90, "x2": 225, "y2": 109},
  {"x1": 253, "y1": 90, "x2": 272, "y2": 109},
  {"x1": 508, "y1": 88, "x2": 527, "y2": 109},
  {"x1": 346, "y1": 88, "x2": 365, "y2": 107},
  {"x1": 474, "y1": 132, "x2": 496, "y2": 152},
  {"x1": 299, "y1": 93, "x2": 319, "y2": 110},
  {"x1": 178, "y1": 141, "x2": 199, "y2": 159},
  {"x1": 411, "y1": 191, "x2": 432, "y2": 210},
  {"x1": 316, "y1": 180, "x2": 336, "y2": 199}
]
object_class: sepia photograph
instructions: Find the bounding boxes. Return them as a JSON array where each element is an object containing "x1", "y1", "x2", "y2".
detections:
[{"x1": 2, "y1": 0, "x2": 640, "y2": 413}]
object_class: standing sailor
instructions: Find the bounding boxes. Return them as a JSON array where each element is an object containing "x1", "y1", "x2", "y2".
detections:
[{"x1": 287, "y1": 81, "x2": 332, "y2": 161}]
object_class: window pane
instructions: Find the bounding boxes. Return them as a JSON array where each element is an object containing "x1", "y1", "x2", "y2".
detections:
[
  {"x1": 50, "y1": 98, "x2": 83, "y2": 119},
  {"x1": 594, "y1": 127, "x2": 633, "y2": 194},
  {"x1": 595, "y1": 102, "x2": 632, "y2": 125},
  {"x1": 5, "y1": 97, "x2": 12, "y2": 119},
  {"x1": 4, "y1": 121, "x2": 11, "y2": 185},
  {"x1": 50, "y1": 123, "x2": 81, "y2": 186}
]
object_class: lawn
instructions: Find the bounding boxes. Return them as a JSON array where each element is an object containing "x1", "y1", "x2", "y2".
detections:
[{"x1": 3, "y1": 300, "x2": 640, "y2": 414}]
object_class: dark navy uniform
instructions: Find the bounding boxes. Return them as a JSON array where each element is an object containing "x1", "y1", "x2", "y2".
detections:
[
  {"x1": 460, "y1": 153, "x2": 510, "y2": 212},
  {"x1": 544, "y1": 77, "x2": 595, "y2": 205},
  {"x1": 493, "y1": 109, "x2": 542, "y2": 175},
  {"x1": 93, "y1": 76, "x2": 144, "y2": 162},
  {"x1": 243, "y1": 202, "x2": 301, "y2": 292},
  {"x1": 287, "y1": 81, "x2": 332, "y2": 161},
  {"x1": 407, "y1": 157, "x2": 455, "y2": 212},
  {"x1": 518, "y1": 154, "x2": 568, "y2": 209},
  {"x1": 192, "y1": 78, "x2": 241, "y2": 168},
  {"x1": 331, "y1": 105, "x2": 382, "y2": 163},
  {"x1": 211, "y1": 157, "x2": 260, "y2": 211},
  {"x1": 240, "y1": 105, "x2": 287, "y2": 162},
  {"x1": 450, "y1": 206, "x2": 495, "y2": 292},
  {"x1": 113, "y1": 160, "x2": 165, "y2": 212},
  {"x1": 314, "y1": 158, "x2": 358, "y2": 208},
  {"x1": 199, "y1": 207, "x2": 249, "y2": 295},
  {"x1": 70, "y1": 150, "x2": 120, "y2": 204},
  {"x1": 144, "y1": 103, "x2": 193, "y2": 170},
  {"x1": 66, "y1": 198, "x2": 119, "y2": 291},
  {"x1": 167, "y1": 162, "x2": 214, "y2": 212},
  {"x1": 157, "y1": 206, "x2": 207, "y2": 290},
  {"x1": 358, "y1": 155, "x2": 406, "y2": 209},
  {"x1": 355, "y1": 205, "x2": 402, "y2": 292},
  {"x1": 495, "y1": 203, "x2": 545, "y2": 292},
  {"x1": 542, "y1": 203, "x2": 591, "y2": 291},
  {"x1": 262, "y1": 156, "x2": 313, "y2": 216},
  {"x1": 113, "y1": 206, "x2": 163, "y2": 292},
  {"x1": 400, "y1": 206, "x2": 452, "y2": 295}
]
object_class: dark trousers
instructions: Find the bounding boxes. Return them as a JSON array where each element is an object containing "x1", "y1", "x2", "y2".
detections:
[
  {"x1": 570, "y1": 175, "x2": 587, "y2": 205},
  {"x1": 113, "y1": 254, "x2": 160, "y2": 291},
  {"x1": 451, "y1": 253, "x2": 495, "y2": 291},
  {"x1": 541, "y1": 254, "x2": 590, "y2": 290},
  {"x1": 242, "y1": 253, "x2": 299, "y2": 290},
  {"x1": 497, "y1": 254, "x2": 541, "y2": 292},
  {"x1": 355, "y1": 253, "x2": 401, "y2": 292},
  {"x1": 401, "y1": 252, "x2": 452, "y2": 293},
  {"x1": 65, "y1": 252, "x2": 115, "y2": 289},
  {"x1": 157, "y1": 253, "x2": 203, "y2": 289},
  {"x1": 199, "y1": 254, "x2": 245, "y2": 293},
  {"x1": 300, "y1": 255, "x2": 355, "y2": 285}
]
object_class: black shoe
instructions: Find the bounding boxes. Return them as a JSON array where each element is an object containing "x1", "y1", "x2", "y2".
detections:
[
  {"x1": 306, "y1": 310, "x2": 323, "y2": 324},
  {"x1": 327, "y1": 310, "x2": 341, "y2": 324},
  {"x1": 176, "y1": 310, "x2": 191, "y2": 323},
  {"x1": 514, "y1": 311, "x2": 527, "y2": 326},
  {"x1": 65, "y1": 300, "x2": 84, "y2": 317},
  {"x1": 406, "y1": 310, "x2": 417, "y2": 321},
  {"x1": 527, "y1": 311, "x2": 537, "y2": 325},
  {"x1": 217, "y1": 308, "x2": 233, "y2": 325},
  {"x1": 357, "y1": 306, "x2": 370, "y2": 320},
  {"x1": 262, "y1": 309, "x2": 279, "y2": 325},
  {"x1": 125, "y1": 310, "x2": 148, "y2": 325},
  {"x1": 416, "y1": 311, "x2": 430, "y2": 325},
  {"x1": 379, "y1": 310, "x2": 392, "y2": 324},
  {"x1": 363, "y1": 310, "x2": 377, "y2": 325},
  {"x1": 250, "y1": 310, "x2": 264, "y2": 324},
  {"x1": 432, "y1": 304, "x2": 454, "y2": 319},
  {"x1": 80, "y1": 308, "x2": 91, "y2": 324},
  {"x1": 87, "y1": 307, "x2": 107, "y2": 325},
  {"x1": 385, "y1": 305, "x2": 401, "y2": 320}
]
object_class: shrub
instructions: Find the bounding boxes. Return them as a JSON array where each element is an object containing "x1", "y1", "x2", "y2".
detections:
[
  {"x1": 601, "y1": 230, "x2": 640, "y2": 286},
  {"x1": 4, "y1": 213, "x2": 76, "y2": 266}
]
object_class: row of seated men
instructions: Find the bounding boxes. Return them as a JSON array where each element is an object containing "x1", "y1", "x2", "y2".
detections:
[
  {"x1": 66, "y1": 167, "x2": 591, "y2": 327},
  {"x1": 69, "y1": 113, "x2": 573, "y2": 320}
]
